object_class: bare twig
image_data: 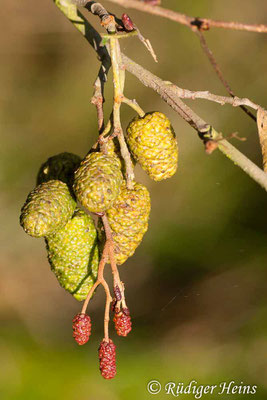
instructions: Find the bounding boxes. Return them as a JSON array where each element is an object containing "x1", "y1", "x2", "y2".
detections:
[
  {"x1": 102, "y1": 214, "x2": 128, "y2": 310},
  {"x1": 101, "y1": 278, "x2": 112, "y2": 341},
  {"x1": 101, "y1": 30, "x2": 138, "y2": 40},
  {"x1": 81, "y1": 242, "x2": 109, "y2": 314},
  {"x1": 122, "y1": 96, "x2": 145, "y2": 116},
  {"x1": 91, "y1": 78, "x2": 105, "y2": 133},
  {"x1": 110, "y1": 38, "x2": 135, "y2": 188},
  {"x1": 106, "y1": 0, "x2": 267, "y2": 33},
  {"x1": 134, "y1": 27, "x2": 158, "y2": 62},
  {"x1": 194, "y1": 29, "x2": 256, "y2": 121},
  {"x1": 164, "y1": 83, "x2": 262, "y2": 112},
  {"x1": 101, "y1": 215, "x2": 121, "y2": 287}
]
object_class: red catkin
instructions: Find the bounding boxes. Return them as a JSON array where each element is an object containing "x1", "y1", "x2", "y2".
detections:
[
  {"x1": 72, "y1": 313, "x2": 91, "y2": 345},
  {"x1": 98, "y1": 339, "x2": 117, "y2": 379}
]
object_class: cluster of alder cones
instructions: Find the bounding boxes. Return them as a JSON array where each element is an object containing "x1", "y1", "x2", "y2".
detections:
[{"x1": 20, "y1": 111, "x2": 178, "y2": 379}]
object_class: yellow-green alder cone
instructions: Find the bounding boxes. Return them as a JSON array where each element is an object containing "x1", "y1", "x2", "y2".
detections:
[
  {"x1": 73, "y1": 152, "x2": 123, "y2": 213},
  {"x1": 20, "y1": 180, "x2": 76, "y2": 238},
  {"x1": 46, "y1": 209, "x2": 99, "y2": 301},
  {"x1": 36, "y1": 152, "x2": 81, "y2": 188},
  {"x1": 126, "y1": 112, "x2": 178, "y2": 181},
  {"x1": 102, "y1": 181, "x2": 151, "y2": 265}
]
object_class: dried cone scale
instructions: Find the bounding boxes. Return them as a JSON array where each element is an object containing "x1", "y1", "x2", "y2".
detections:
[
  {"x1": 73, "y1": 152, "x2": 123, "y2": 213},
  {"x1": 126, "y1": 112, "x2": 178, "y2": 181},
  {"x1": 46, "y1": 209, "x2": 99, "y2": 301},
  {"x1": 100, "y1": 181, "x2": 151, "y2": 265},
  {"x1": 20, "y1": 180, "x2": 76, "y2": 238}
]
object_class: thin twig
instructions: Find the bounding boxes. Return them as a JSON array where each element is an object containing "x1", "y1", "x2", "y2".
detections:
[
  {"x1": 81, "y1": 242, "x2": 109, "y2": 314},
  {"x1": 101, "y1": 279, "x2": 112, "y2": 341},
  {"x1": 106, "y1": 0, "x2": 267, "y2": 33},
  {"x1": 163, "y1": 83, "x2": 262, "y2": 111},
  {"x1": 110, "y1": 38, "x2": 135, "y2": 188},
  {"x1": 194, "y1": 29, "x2": 256, "y2": 121},
  {"x1": 102, "y1": 214, "x2": 127, "y2": 307},
  {"x1": 101, "y1": 30, "x2": 138, "y2": 40},
  {"x1": 134, "y1": 27, "x2": 158, "y2": 62},
  {"x1": 91, "y1": 78, "x2": 105, "y2": 133},
  {"x1": 122, "y1": 96, "x2": 145, "y2": 116}
]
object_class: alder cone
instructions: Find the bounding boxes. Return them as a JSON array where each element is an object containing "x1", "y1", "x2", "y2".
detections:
[
  {"x1": 114, "y1": 313, "x2": 132, "y2": 337},
  {"x1": 98, "y1": 339, "x2": 117, "y2": 380},
  {"x1": 46, "y1": 209, "x2": 99, "y2": 301},
  {"x1": 101, "y1": 181, "x2": 151, "y2": 265},
  {"x1": 126, "y1": 112, "x2": 178, "y2": 181},
  {"x1": 72, "y1": 313, "x2": 91, "y2": 345},
  {"x1": 36, "y1": 152, "x2": 81, "y2": 189},
  {"x1": 20, "y1": 180, "x2": 76, "y2": 238},
  {"x1": 73, "y1": 152, "x2": 123, "y2": 213}
]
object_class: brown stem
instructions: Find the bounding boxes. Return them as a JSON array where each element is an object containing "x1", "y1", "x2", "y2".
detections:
[
  {"x1": 91, "y1": 77, "x2": 105, "y2": 133},
  {"x1": 101, "y1": 214, "x2": 127, "y2": 307},
  {"x1": 81, "y1": 241, "x2": 108, "y2": 314},
  {"x1": 102, "y1": 279, "x2": 112, "y2": 341},
  {"x1": 101, "y1": 215, "x2": 122, "y2": 287}
]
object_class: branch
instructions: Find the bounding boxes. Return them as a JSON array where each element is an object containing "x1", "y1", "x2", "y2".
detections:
[
  {"x1": 106, "y1": 0, "x2": 267, "y2": 33},
  {"x1": 52, "y1": 1, "x2": 267, "y2": 192},
  {"x1": 162, "y1": 83, "x2": 261, "y2": 111}
]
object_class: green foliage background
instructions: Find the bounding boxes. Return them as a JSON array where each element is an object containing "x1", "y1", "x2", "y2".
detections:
[{"x1": 1, "y1": 0, "x2": 267, "y2": 399}]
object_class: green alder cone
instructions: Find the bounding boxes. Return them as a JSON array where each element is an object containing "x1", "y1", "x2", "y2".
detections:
[
  {"x1": 126, "y1": 112, "x2": 178, "y2": 181},
  {"x1": 46, "y1": 209, "x2": 99, "y2": 301},
  {"x1": 100, "y1": 181, "x2": 151, "y2": 265},
  {"x1": 73, "y1": 151, "x2": 123, "y2": 213},
  {"x1": 20, "y1": 180, "x2": 76, "y2": 238},
  {"x1": 36, "y1": 152, "x2": 81, "y2": 189}
]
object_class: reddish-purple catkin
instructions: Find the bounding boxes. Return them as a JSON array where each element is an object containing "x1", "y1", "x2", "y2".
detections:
[
  {"x1": 121, "y1": 13, "x2": 135, "y2": 31},
  {"x1": 98, "y1": 339, "x2": 117, "y2": 379},
  {"x1": 114, "y1": 312, "x2": 132, "y2": 337},
  {"x1": 72, "y1": 313, "x2": 91, "y2": 345}
]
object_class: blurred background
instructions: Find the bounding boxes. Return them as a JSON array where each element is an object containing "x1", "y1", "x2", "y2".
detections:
[{"x1": 1, "y1": 0, "x2": 267, "y2": 399}]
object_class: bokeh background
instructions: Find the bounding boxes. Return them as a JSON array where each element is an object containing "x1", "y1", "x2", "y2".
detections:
[{"x1": 1, "y1": 0, "x2": 267, "y2": 399}]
